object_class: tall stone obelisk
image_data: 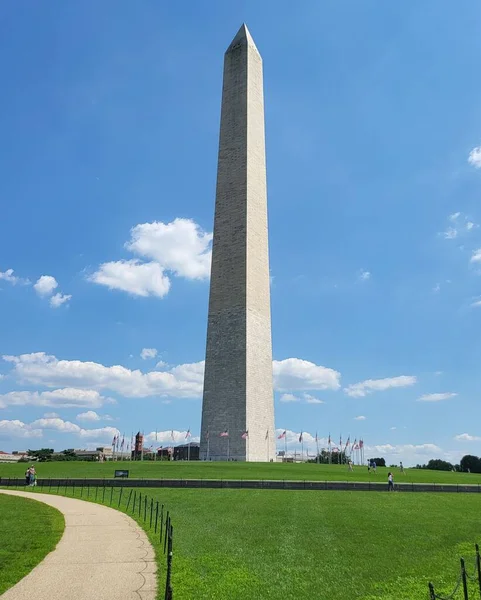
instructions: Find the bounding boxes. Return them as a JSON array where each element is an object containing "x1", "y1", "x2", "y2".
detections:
[{"x1": 200, "y1": 24, "x2": 275, "y2": 462}]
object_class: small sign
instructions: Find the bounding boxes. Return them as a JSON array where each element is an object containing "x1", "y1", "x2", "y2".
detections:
[{"x1": 114, "y1": 470, "x2": 129, "y2": 478}]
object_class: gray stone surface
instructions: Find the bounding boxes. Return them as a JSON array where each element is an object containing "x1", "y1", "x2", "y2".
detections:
[
  {"x1": 200, "y1": 24, "x2": 275, "y2": 462},
  {"x1": 0, "y1": 490, "x2": 157, "y2": 600}
]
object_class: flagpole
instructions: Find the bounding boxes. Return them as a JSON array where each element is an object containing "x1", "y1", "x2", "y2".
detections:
[
  {"x1": 207, "y1": 435, "x2": 210, "y2": 461},
  {"x1": 266, "y1": 430, "x2": 269, "y2": 462},
  {"x1": 284, "y1": 435, "x2": 287, "y2": 462},
  {"x1": 227, "y1": 435, "x2": 230, "y2": 461},
  {"x1": 316, "y1": 435, "x2": 319, "y2": 464},
  {"x1": 301, "y1": 439, "x2": 304, "y2": 462}
]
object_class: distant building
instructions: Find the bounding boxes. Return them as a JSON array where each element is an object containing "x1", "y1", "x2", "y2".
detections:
[{"x1": 0, "y1": 452, "x2": 23, "y2": 463}]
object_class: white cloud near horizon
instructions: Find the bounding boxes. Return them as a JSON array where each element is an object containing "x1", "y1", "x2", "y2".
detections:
[
  {"x1": 3, "y1": 353, "x2": 341, "y2": 400},
  {"x1": 89, "y1": 218, "x2": 212, "y2": 298},
  {"x1": 0, "y1": 388, "x2": 112, "y2": 409},
  {"x1": 454, "y1": 433, "x2": 481, "y2": 442},
  {"x1": 354, "y1": 416, "x2": 366, "y2": 420},
  {"x1": 418, "y1": 392, "x2": 457, "y2": 402},
  {"x1": 344, "y1": 375, "x2": 417, "y2": 398}
]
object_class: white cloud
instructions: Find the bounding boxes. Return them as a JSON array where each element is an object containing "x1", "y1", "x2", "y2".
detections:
[
  {"x1": 354, "y1": 416, "x2": 366, "y2": 421},
  {"x1": 50, "y1": 293, "x2": 72, "y2": 308},
  {"x1": 345, "y1": 375, "x2": 417, "y2": 398},
  {"x1": 31, "y1": 417, "x2": 81, "y2": 433},
  {"x1": 454, "y1": 433, "x2": 481, "y2": 442},
  {"x1": 76, "y1": 411, "x2": 101, "y2": 422},
  {"x1": 304, "y1": 394, "x2": 324, "y2": 404},
  {"x1": 34, "y1": 275, "x2": 58, "y2": 296},
  {"x1": 280, "y1": 393, "x2": 300, "y2": 403},
  {"x1": 89, "y1": 260, "x2": 170, "y2": 298},
  {"x1": 3, "y1": 353, "x2": 341, "y2": 401},
  {"x1": 471, "y1": 249, "x2": 481, "y2": 263},
  {"x1": 390, "y1": 426, "x2": 397, "y2": 430},
  {"x1": 366, "y1": 443, "x2": 442, "y2": 458},
  {"x1": 468, "y1": 147, "x2": 481, "y2": 168},
  {"x1": 417, "y1": 392, "x2": 457, "y2": 402},
  {"x1": 43, "y1": 412, "x2": 59, "y2": 418},
  {"x1": 273, "y1": 358, "x2": 341, "y2": 391},
  {"x1": 358, "y1": 269, "x2": 371, "y2": 281},
  {"x1": 141, "y1": 348, "x2": 158, "y2": 360},
  {"x1": 471, "y1": 299, "x2": 481, "y2": 308},
  {"x1": 0, "y1": 387, "x2": 110, "y2": 409},
  {"x1": 0, "y1": 269, "x2": 29, "y2": 286},
  {"x1": 89, "y1": 218, "x2": 212, "y2": 299},
  {"x1": 126, "y1": 218, "x2": 212, "y2": 280},
  {"x1": 442, "y1": 212, "x2": 477, "y2": 240},
  {"x1": 144, "y1": 430, "x2": 200, "y2": 445},
  {"x1": 0, "y1": 419, "x2": 42, "y2": 438},
  {"x1": 3, "y1": 353, "x2": 204, "y2": 399}
]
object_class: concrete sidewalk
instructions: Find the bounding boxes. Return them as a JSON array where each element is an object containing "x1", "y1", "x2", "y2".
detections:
[{"x1": 0, "y1": 490, "x2": 157, "y2": 600}]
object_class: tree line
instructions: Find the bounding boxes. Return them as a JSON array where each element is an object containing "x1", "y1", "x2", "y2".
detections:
[{"x1": 414, "y1": 455, "x2": 481, "y2": 473}]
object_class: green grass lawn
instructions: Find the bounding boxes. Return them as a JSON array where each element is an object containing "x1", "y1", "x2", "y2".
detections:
[
  {"x1": 23, "y1": 485, "x2": 481, "y2": 599},
  {"x1": 1, "y1": 460, "x2": 480, "y2": 484},
  {"x1": 0, "y1": 493, "x2": 64, "y2": 595}
]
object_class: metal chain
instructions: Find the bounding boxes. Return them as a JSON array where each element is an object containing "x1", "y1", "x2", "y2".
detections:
[
  {"x1": 433, "y1": 572, "x2": 463, "y2": 600},
  {"x1": 464, "y1": 555, "x2": 479, "y2": 582}
]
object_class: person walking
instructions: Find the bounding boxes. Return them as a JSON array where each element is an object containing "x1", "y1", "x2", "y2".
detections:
[
  {"x1": 25, "y1": 467, "x2": 30, "y2": 486},
  {"x1": 388, "y1": 472, "x2": 394, "y2": 492}
]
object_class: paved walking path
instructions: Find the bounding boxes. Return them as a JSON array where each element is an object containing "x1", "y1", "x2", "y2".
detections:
[{"x1": 0, "y1": 490, "x2": 157, "y2": 600}]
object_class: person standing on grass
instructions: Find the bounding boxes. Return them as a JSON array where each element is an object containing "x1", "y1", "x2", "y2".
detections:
[
  {"x1": 25, "y1": 467, "x2": 30, "y2": 486},
  {"x1": 388, "y1": 472, "x2": 394, "y2": 491},
  {"x1": 400, "y1": 461, "x2": 404, "y2": 474},
  {"x1": 348, "y1": 460, "x2": 353, "y2": 472},
  {"x1": 372, "y1": 461, "x2": 377, "y2": 473}
]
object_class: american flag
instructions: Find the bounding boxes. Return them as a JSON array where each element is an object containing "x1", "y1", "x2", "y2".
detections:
[
  {"x1": 185, "y1": 429, "x2": 191, "y2": 439},
  {"x1": 315, "y1": 432, "x2": 318, "y2": 442},
  {"x1": 205, "y1": 430, "x2": 210, "y2": 440},
  {"x1": 278, "y1": 430, "x2": 286, "y2": 440},
  {"x1": 359, "y1": 439, "x2": 364, "y2": 448},
  {"x1": 171, "y1": 430, "x2": 175, "y2": 441},
  {"x1": 265, "y1": 429, "x2": 269, "y2": 440},
  {"x1": 120, "y1": 436, "x2": 125, "y2": 450},
  {"x1": 328, "y1": 433, "x2": 331, "y2": 445},
  {"x1": 220, "y1": 430, "x2": 229, "y2": 437},
  {"x1": 299, "y1": 432, "x2": 303, "y2": 443},
  {"x1": 241, "y1": 431, "x2": 248, "y2": 439}
]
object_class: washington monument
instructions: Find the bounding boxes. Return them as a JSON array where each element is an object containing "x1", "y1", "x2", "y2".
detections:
[{"x1": 199, "y1": 25, "x2": 275, "y2": 462}]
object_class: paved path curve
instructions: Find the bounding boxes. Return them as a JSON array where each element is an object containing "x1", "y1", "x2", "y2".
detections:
[{"x1": 0, "y1": 490, "x2": 157, "y2": 600}]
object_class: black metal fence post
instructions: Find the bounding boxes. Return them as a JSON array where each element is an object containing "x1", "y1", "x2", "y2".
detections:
[
  {"x1": 126, "y1": 489, "x2": 133, "y2": 511},
  {"x1": 154, "y1": 501, "x2": 159, "y2": 533},
  {"x1": 149, "y1": 498, "x2": 153, "y2": 528},
  {"x1": 118, "y1": 487, "x2": 123, "y2": 507},
  {"x1": 102, "y1": 485, "x2": 106, "y2": 503},
  {"x1": 164, "y1": 512, "x2": 170, "y2": 553},
  {"x1": 164, "y1": 525, "x2": 173, "y2": 600},
  {"x1": 160, "y1": 505, "x2": 164, "y2": 542},
  {"x1": 461, "y1": 558, "x2": 469, "y2": 600},
  {"x1": 138, "y1": 493, "x2": 142, "y2": 518},
  {"x1": 144, "y1": 495, "x2": 147, "y2": 522},
  {"x1": 428, "y1": 582, "x2": 435, "y2": 600},
  {"x1": 95, "y1": 486, "x2": 98, "y2": 501},
  {"x1": 80, "y1": 483, "x2": 84, "y2": 498},
  {"x1": 133, "y1": 491, "x2": 137, "y2": 513},
  {"x1": 110, "y1": 486, "x2": 114, "y2": 505},
  {"x1": 476, "y1": 543, "x2": 481, "y2": 596}
]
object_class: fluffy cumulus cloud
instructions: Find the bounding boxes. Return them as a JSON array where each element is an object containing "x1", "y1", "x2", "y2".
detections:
[
  {"x1": 126, "y1": 219, "x2": 212, "y2": 279},
  {"x1": 273, "y1": 358, "x2": 341, "y2": 392},
  {"x1": 468, "y1": 147, "x2": 481, "y2": 168},
  {"x1": 89, "y1": 218, "x2": 212, "y2": 298},
  {"x1": 418, "y1": 392, "x2": 457, "y2": 402},
  {"x1": 50, "y1": 293, "x2": 71, "y2": 308},
  {"x1": 0, "y1": 387, "x2": 111, "y2": 409},
  {"x1": 3, "y1": 353, "x2": 342, "y2": 401},
  {"x1": 0, "y1": 269, "x2": 29, "y2": 286},
  {"x1": 354, "y1": 415, "x2": 366, "y2": 420},
  {"x1": 344, "y1": 375, "x2": 417, "y2": 398},
  {"x1": 34, "y1": 275, "x2": 58, "y2": 296},
  {"x1": 0, "y1": 419, "x2": 42, "y2": 439},
  {"x1": 3, "y1": 353, "x2": 204, "y2": 399},
  {"x1": 454, "y1": 433, "x2": 481, "y2": 442},
  {"x1": 76, "y1": 411, "x2": 101, "y2": 422},
  {"x1": 88, "y1": 260, "x2": 170, "y2": 298},
  {"x1": 141, "y1": 348, "x2": 158, "y2": 360},
  {"x1": 279, "y1": 393, "x2": 300, "y2": 403}
]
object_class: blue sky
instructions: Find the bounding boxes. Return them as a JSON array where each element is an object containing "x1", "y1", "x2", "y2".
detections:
[{"x1": 1, "y1": 1, "x2": 481, "y2": 465}]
